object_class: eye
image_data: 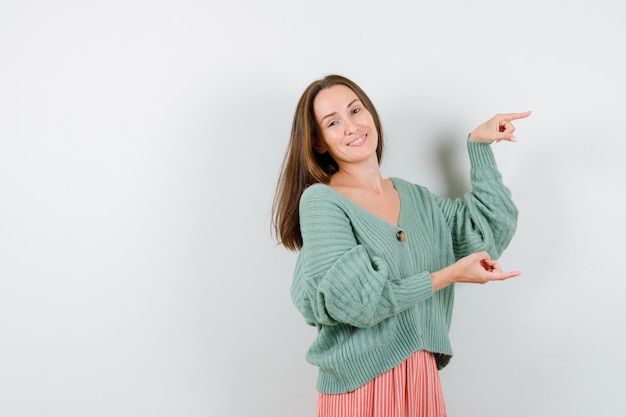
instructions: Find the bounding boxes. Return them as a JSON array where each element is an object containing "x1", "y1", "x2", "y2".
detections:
[
  {"x1": 327, "y1": 120, "x2": 338, "y2": 128},
  {"x1": 352, "y1": 107, "x2": 361, "y2": 115}
]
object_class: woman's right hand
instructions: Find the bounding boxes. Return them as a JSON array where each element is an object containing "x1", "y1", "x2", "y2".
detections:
[{"x1": 431, "y1": 251, "x2": 520, "y2": 291}]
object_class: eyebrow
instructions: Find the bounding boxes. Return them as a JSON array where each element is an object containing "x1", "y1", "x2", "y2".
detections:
[{"x1": 319, "y1": 98, "x2": 361, "y2": 124}]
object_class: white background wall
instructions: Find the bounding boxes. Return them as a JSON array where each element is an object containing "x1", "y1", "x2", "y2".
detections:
[{"x1": 1, "y1": 1, "x2": 625, "y2": 416}]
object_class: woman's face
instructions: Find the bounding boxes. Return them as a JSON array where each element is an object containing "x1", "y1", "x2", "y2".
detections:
[{"x1": 312, "y1": 84, "x2": 378, "y2": 167}]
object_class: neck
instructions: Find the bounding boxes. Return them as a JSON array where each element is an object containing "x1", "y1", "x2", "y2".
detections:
[{"x1": 331, "y1": 160, "x2": 385, "y2": 194}]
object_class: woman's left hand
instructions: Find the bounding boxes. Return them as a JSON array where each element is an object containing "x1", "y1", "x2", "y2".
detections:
[{"x1": 469, "y1": 111, "x2": 532, "y2": 144}]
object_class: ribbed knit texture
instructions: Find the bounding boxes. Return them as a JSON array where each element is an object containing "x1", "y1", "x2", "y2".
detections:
[{"x1": 291, "y1": 141, "x2": 518, "y2": 394}]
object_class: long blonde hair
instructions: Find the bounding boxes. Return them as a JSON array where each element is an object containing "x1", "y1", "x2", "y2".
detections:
[{"x1": 272, "y1": 74, "x2": 385, "y2": 251}]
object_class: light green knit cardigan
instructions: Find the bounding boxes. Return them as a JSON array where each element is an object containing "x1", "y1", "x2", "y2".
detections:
[{"x1": 291, "y1": 141, "x2": 518, "y2": 394}]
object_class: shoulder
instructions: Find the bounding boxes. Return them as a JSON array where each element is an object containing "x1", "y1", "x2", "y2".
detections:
[
  {"x1": 300, "y1": 183, "x2": 337, "y2": 207},
  {"x1": 298, "y1": 184, "x2": 354, "y2": 233},
  {"x1": 299, "y1": 184, "x2": 347, "y2": 215},
  {"x1": 301, "y1": 183, "x2": 332, "y2": 199},
  {"x1": 390, "y1": 177, "x2": 431, "y2": 197}
]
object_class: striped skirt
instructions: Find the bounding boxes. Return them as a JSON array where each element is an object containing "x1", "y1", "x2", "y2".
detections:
[{"x1": 316, "y1": 350, "x2": 447, "y2": 417}]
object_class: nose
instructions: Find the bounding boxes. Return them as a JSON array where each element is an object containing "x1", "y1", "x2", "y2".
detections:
[{"x1": 344, "y1": 118, "x2": 358, "y2": 134}]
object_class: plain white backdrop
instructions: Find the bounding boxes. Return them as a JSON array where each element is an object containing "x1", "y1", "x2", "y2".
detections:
[{"x1": 1, "y1": 1, "x2": 625, "y2": 416}]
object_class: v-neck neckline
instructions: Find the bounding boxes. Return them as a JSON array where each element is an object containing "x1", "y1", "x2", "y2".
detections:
[{"x1": 318, "y1": 178, "x2": 403, "y2": 229}]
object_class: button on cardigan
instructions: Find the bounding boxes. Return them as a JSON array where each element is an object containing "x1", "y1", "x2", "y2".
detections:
[{"x1": 291, "y1": 141, "x2": 518, "y2": 394}]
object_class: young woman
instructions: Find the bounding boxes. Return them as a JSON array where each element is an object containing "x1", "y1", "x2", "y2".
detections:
[{"x1": 272, "y1": 74, "x2": 530, "y2": 416}]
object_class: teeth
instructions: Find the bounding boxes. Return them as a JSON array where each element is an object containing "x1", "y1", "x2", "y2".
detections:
[{"x1": 348, "y1": 136, "x2": 365, "y2": 146}]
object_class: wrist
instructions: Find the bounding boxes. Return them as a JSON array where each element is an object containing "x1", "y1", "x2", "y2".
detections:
[
  {"x1": 468, "y1": 131, "x2": 488, "y2": 143},
  {"x1": 431, "y1": 268, "x2": 454, "y2": 292}
]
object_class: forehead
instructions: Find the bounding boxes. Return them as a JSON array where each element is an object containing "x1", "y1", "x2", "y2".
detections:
[{"x1": 313, "y1": 84, "x2": 359, "y2": 120}]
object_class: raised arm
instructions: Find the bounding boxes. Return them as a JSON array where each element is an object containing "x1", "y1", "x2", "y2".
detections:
[{"x1": 431, "y1": 112, "x2": 530, "y2": 290}]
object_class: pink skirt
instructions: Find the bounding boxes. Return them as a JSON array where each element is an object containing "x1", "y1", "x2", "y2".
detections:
[{"x1": 316, "y1": 350, "x2": 447, "y2": 417}]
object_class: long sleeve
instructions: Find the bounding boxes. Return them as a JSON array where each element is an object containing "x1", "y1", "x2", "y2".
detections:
[
  {"x1": 436, "y1": 141, "x2": 518, "y2": 259},
  {"x1": 291, "y1": 185, "x2": 434, "y2": 329}
]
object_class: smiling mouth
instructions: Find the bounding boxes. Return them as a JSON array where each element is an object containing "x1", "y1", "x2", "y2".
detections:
[{"x1": 348, "y1": 135, "x2": 366, "y2": 146}]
